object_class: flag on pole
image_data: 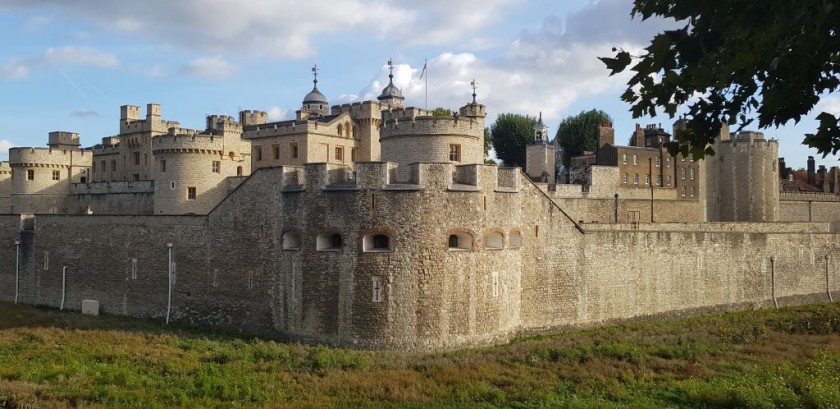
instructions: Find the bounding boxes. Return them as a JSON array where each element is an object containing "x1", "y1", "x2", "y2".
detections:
[{"x1": 419, "y1": 60, "x2": 427, "y2": 80}]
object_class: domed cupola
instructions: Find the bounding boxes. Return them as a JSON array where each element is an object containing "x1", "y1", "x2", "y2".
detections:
[
  {"x1": 301, "y1": 64, "x2": 328, "y2": 117},
  {"x1": 377, "y1": 58, "x2": 404, "y2": 108}
]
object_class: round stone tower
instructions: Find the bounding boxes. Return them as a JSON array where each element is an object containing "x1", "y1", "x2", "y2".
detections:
[{"x1": 707, "y1": 130, "x2": 779, "y2": 221}]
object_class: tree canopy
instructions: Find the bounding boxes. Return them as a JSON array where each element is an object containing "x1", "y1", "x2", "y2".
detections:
[
  {"x1": 491, "y1": 113, "x2": 535, "y2": 167},
  {"x1": 555, "y1": 109, "x2": 613, "y2": 165},
  {"x1": 431, "y1": 107, "x2": 452, "y2": 117},
  {"x1": 599, "y1": 0, "x2": 840, "y2": 158}
]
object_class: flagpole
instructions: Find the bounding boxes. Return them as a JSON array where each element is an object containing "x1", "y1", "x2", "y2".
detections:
[{"x1": 424, "y1": 58, "x2": 428, "y2": 110}]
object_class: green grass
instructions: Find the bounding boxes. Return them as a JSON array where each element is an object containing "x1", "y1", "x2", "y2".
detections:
[{"x1": 1, "y1": 302, "x2": 840, "y2": 408}]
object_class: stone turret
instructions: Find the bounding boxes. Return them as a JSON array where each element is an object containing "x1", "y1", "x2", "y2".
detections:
[
  {"x1": 299, "y1": 65, "x2": 329, "y2": 119},
  {"x1": 525, "y1": 112, "x2": 555, "y2": 184},
  {"x1": 377, "y1": 58, "x2": 405, "y2": 109}
]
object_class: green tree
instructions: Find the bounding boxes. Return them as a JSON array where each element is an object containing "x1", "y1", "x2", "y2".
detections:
[
  {"x1": 431, "y1": 107, "x2": 452, "y2": 117},
  {"x1": 483, "y1": 127, "x2": 496, "y2": 164},
  {"x1": 555, "y1": 109, "x2": 613, "y2": 165},
  {"x1": 599, "y1": 0, "x2": 840, "y2": 158},
  {"x1": 491, "y1": 113, "x2": 535, "y2": 167}
]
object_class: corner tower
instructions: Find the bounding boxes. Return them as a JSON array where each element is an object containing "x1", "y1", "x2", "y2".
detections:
[
  {"x1": 525, "y1": 112, "x2": 556, "y2": 183},
  {"x1": 377, "y1": 58, "x2": 405, "y2": 109},
  {"x1": 298, "y1": 65, "x2": 329, "y2": 119}
]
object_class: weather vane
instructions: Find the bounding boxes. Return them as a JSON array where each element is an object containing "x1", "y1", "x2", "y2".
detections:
[
  {"x1": 387, "y1": 58, "x2": 394, "y2": 79},
  {"x1": 471, "y1": 79, "x2": 477, "y2": 103},
  {"x1": 312, "y1": 64, "x2": 319, "y2": 85}
]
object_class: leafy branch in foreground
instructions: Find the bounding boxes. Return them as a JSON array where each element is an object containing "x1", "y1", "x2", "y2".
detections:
[{"x1": 600, "y1": 0, "x2": 840, "y2": 159}]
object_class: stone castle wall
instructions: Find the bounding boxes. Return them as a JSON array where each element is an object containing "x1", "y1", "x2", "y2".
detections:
[
  {"x1": 1, "y1": 163, "x2": 838, "y2": 352},
  {"x1": 779, "y1": 193, "x2": 840, "y2": 222},
  {"x1": 0, "y1": 163, "x2": 11, "y2": 213}
]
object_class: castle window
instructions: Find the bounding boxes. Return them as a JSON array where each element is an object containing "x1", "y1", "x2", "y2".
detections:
[
  {"x1": 681, "y1": 168, "x2": 686, "y2": 179},
  {"x1": 689, "y1": 167, "x2": 695, "y2": 180},
  {"x1": 449, "y1": 144, "x2": 461, "y2": 162},
  {"x1": 134, "y1": 152, "x2": 140, "y2": 165},
  {"x1": 212, "y1": 161, "x2": 221, "y2": 173},
  {"x1": 273, "y1": 145, "x2": 280, "y2": 160},
  {"x1": 645, "y1": 174, "x2": 650, "y2": 185},
  {"x1": 345, "y1": 122, "x2": 351, "y2": 138},
  {"x1": 371, "y1": 276, "x2": 384, "y2": 303},
  {"x1": 351, "y1": 148, "x2": 356, "y2": 162},
  {"x1": 92, "y1": 162, "x2": 96, "y2": 174},
  {"x1": 363, "y1": 233, "x2": 393, "y2": 252},
  {"x1": 681, "y1": 187, "x2": 686, "y2": 197},
  {"x1": 447, "y1": 230, "x2": 473, "y2": 251},
  {"x1": 484, "y1": 231, "x2": 504, "y2": 250},
  {"x1": 27, "y1": 170, "x2": 34, "y2": 180},
  {"x1": 622, "y1": 154, "x2": 627, "y2": 164},
  {"x1": 111, "y1": 160, "x2": 117, "y2": 173},
  {"x1": 316, "y1": 232, "x2": 343, "y2": 251},
  {"x1": 656, "y1": 175, "x2": 661, "y2": 185},
  {"x1": 666, "y1": 157, "x2": 671, "y2": 168},
  {"x1": 160, "y1": 160, "x2": 166, "y2": 173},
  {"x1": 282, "y1": 231, "x2": 301, "y2": 250},
  {"x1": 101, "y1": 160, "x2": 105, "y2": 173},
  {"x1": 622, "y1": 173, "x2": 628, "y2": 184},
  {"x1": 690, "y1": 186, "x2": 695, "y2": 197},
  {"x1": 666, "y1": 175, "x2": 671, "y2": 185},
  {"x1": 510, "y1": 230, "x2": 522, "y2": 249},
  {"x1": 655, "y1": 157, "x2": 661, "y2": 167},
  {"x1": 236, "y1": 166, "x2": 243, "y2": 176},
  {"x1": 337, "y1": 124, "x2": 343, "y2": 136},
  {"x1": 633, "y1": 155, "x2": 638, "y2": 165},
  {"x1": 144, "y1": 153, "x2": 148, "y2": 165},
  {"x1": 681, "y1": 156, "x2": 686, "y2": 162},
  {"x1": 255, "y1": 146, "x2": 263, "y2": 161},
  {"x1": 52, "y1": 170, "x2": 60, "y2": 181},
  {"x1": 335, "y1": 146, "x2": 344, "y2": 162},
  {"x1": 633, "y1": 174, "x2": 639, "y2": 185},
  {"x1": 291, "y1": 142, "x2": 299, "y2": 159},
  {"x1": 187, "y1": 187, "x2": 196, "y2": 200},
  {"x1": 170, "y1": 182, "x2": 176, "y2": 190}
]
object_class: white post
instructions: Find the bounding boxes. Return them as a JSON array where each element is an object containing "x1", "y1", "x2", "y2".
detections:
[
  {"x1": 771, "y1": 256, "x2": 778, "y2": 308},
  {"x1": 828, "y1": 255, "x2": 834, "y2": 303},
  {"x1": 166, "y1": 243, "x2": 173, "y2": 324},
  {"x1": 14, "y1": 240, "x2": 20, "y2": 304},
  {"x1": 60, "y1": 266, "x2": 67, "y2": 310}
]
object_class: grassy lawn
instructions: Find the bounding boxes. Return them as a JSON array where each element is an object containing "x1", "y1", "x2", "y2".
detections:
[{"x1": 1, "y1": 302, "x2": 839, "y2": 408}]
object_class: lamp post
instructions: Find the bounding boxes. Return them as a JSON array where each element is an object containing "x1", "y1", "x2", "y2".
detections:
[
  {"x1": 166, "y1": 242, "x2": 173, "y2": 324},
  {"x1": 649, "y1": 157, "x2": 654, "y2": 222},
  {"x1": 14, "y1": 239, "x2": 20, "y2": 304}
]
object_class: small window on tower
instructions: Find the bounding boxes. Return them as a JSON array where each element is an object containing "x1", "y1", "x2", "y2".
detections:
[
  {"x1": 449, "y1": 144, "x2": 461, "y2": 162},
  {"x1": 187, "y1": 187, "x2": 196, "y2": 200},
  {"x1": 134, "y1": 152, "x2": 140, "y2": 165},
  {"x1": 273, "y1": 145, "x2": 280, "y2": 160},
  {"x1": 27, "y1": 170, "x2": 34, "y2": 180},
  {"x1": 290, "y1": 142, "x2": 299, "y2": 159},
  {"x1": 212, "y1": 161, "x2": 220, "y2": 173},
  {"x1": 160, "y1": 159, "x2": 166, "y2": 173},
  {"x1": 52, "y1": 170, "x2": 60, "y2": 181},
  {"x1": 335, "y1": 146, "x2": 344, "y2": 161},
  {"x1": 255, "y1": 146, "x2": 263, "y2": 161}
]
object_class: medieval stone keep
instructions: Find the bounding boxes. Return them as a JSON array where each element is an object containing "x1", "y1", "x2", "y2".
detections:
[{"x1": 1, "y1": 65, "x2": 838, "y2": 352}]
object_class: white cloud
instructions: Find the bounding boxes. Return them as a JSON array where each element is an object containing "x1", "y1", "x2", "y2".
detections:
[
  {"x1": 180, "y1": 56, "x2": 235, "y2": 78},
  {"x1": 23, "y1": 15, "x2": 51, "y2": 31},
  {"x1": 146, "y1": 64, "x2": 168, "y2": 78},
  {"x1": 266, "y1": 107, "x2": 289, "y2": 122},
  {"x1": 70, "y1": 109, "x2": 99, "y2": 118},
  {"x1": 0, "y1": 46, "x2": 119, "y2": 80},
  {"x1": 0, "y1": 139, "x2": 15, "y2": 159},
  {"x1": 0, "y1": 0, "x2": 522, "y2": 57},
  {"x1": 42, "y1": 46, "x2": 120, "y2": 68}
]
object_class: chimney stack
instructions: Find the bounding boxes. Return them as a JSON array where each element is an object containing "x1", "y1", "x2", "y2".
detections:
[{"x1": 807, "y1": 156, "x2": 816, "y2": 186}]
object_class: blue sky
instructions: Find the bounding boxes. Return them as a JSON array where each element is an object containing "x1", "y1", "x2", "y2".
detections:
[{"x1": 1, "y1": 0, "x2": 838, "y2": 169}]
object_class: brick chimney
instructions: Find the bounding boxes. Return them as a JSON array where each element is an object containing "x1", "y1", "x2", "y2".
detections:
[
  {"x1": 632, "y1": 124, "x2": 645, "y2": 147},
  {"x1": 779, "y1": 157, "x2": 787, "y2": 179},
  {"x1": 819, "y1": 165, "x2": 827, "y2": 190},
  {"x1": 807, "y1": 156, "x2": 816, "y2": 186}
]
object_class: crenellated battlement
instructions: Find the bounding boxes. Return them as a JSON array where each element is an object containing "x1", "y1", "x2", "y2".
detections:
[
  {"x1": 243, "y1": 119, "x2": 327, "y2": 139},
  {"x1": 720, "y1": 131, "x2": 779, "y2": 148},
  {"x1": 70, "y1": 180, "x2": 155, "y2": 195},
  {"x1": 0, "y1": 162, "x2": 10, "y2": 174},
  {"x1": 276, "y1": 162, "x2": 520, "y2": 194},
  {"x1": 330, "y1": 101, "x2": 381, "y2": 118},
  {"x1": 239, "y1": 110, "x2": 268, "y2": 126},
  {"x1": 380, "y1": 114, "x2": 484, "y2": 139},
  {"x1": 9, "y1": 146, "x2": 92, "y2": 167},
  {"x1": 151, "y1": 133, "x2": 229, "y2": 154}
]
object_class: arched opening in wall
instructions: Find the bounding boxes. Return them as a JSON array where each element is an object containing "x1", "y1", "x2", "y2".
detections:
[
  {"x1": 509, "y1": 229, "x2": 522, "y2": 249},
  {"x1": 282, "y1": 231, "x2": 301, "y2": 250},
  {"x1": 345, "y1": 122, "x2": 351, "y2": 137},
  {"x1": 229, "y1": 151, "x2": 235, "y2": 160},
  {"x1": 337, "y1": 124, "x2": 343, "y2": 136},
  {"x1": 447, "y1": 230, "x2": 474, "y2": 251},
  {"x1": 484, "y1": 230, "x2": 504, "y2": 250},
  {"x1": 317, "y1": 232, "x2": 343, "y2": 251},
  {"x1": 363, "y1": 233, "x2": 393, "y2": 252},
  {"x1": 236, "y1": 166, "x2": 243, "y2": 176}
]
